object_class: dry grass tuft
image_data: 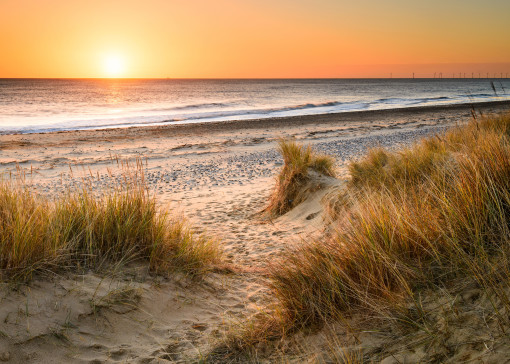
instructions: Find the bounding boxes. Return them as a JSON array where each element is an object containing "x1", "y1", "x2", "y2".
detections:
[
  {"x1": 206, "y1": 313, "x2": 288, "y2": 363},
  {"x1": 265, "y1": 139, "x2": 335, "y2": 216},
  {"x1": 270, "y1": 112, "x2": 510, "y2": 327},
  {"x1": 0, "y1": 159, "x2": 221, "y2": 281}
]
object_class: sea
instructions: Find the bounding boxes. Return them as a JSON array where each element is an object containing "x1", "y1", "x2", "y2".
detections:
[{"x1": 0, "y1": 78, "x2": 509, "y2": 135}]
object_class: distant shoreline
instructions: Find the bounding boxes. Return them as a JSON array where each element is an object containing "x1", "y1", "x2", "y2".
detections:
[{"x1": 2, "y1": 99, "x2": 509, "y2": 138}]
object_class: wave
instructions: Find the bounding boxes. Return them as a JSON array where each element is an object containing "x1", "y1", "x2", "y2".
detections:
[
  {"x1": 150, "y1": 101, "x2": 238, "y2": 112},
  {"x1": 1, "y1": 93, "x2": 508, "y2": 135},
  {"x1": 288, "y1": 101, "x2": 343, "y2": 109},
  {"x1": 376, "y1": 96, "x2": 450, "y2": 105},
  {"x1": 461, "y1": 93, "x2": 493, "y2": 98}
]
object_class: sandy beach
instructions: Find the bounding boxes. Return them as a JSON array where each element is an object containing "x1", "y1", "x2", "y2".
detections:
[{"x1": 1, "y1": 101, "x2": 510, "y2": 363}]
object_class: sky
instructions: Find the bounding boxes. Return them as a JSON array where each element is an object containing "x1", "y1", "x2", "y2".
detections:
[{"x1": 0, "y1": 0, "x2": 509, "y2": 78}]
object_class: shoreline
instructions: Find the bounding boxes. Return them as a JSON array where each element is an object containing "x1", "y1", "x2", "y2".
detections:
[{"x1": 1, "y1": 99, "x2": 510, "y2": 139}]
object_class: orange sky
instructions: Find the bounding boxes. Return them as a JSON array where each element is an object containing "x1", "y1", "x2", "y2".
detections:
[{"x1": 1, "y1": 0, "x2": 509, "y2": 78}]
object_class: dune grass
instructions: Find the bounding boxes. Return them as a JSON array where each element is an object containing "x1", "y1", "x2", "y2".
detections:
[
  {"x1": 269, "y1": 112, "x2": 510, "y2": 327},
  {"x1": 0, "y1": 160, "x2": 221, "y2": 281},
  {"x1": 210, "y1": 112, "x2": 510, "y2": 360},
  {"x1": 265, "y1": 138, "x2": 335, "y2": 216}
]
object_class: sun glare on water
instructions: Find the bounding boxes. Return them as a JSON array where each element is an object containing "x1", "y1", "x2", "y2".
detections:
[{"x1": 103, "y1": 54, "x2": 126, "y2": 78}]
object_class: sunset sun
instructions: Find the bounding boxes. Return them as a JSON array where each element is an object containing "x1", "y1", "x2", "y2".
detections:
[{"x1": 103, "y1": 54, "x2": 126, "y2": 77}]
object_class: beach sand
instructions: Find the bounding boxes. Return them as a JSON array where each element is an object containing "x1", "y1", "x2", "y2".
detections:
[{"x1": 1, "y1": 101, "x2": 510, "y2": 363}]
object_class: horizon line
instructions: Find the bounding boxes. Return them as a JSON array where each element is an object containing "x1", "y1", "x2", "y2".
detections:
[{"x1": 1, "y1": 76, "x2": 509, "y2": 80}]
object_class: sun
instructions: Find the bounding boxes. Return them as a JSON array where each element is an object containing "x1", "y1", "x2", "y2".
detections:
[{"x1": 103, "y1": 54, "x2": 126, "y2": 78}]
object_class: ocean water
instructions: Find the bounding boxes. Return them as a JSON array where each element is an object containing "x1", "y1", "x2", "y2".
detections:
[{"x1": 0, "y1": 78, "x2": 509, "y2": 134}]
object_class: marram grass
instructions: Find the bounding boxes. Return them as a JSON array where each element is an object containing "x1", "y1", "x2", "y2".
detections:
[
  {"x1": 211, "y1": 112, "x2": 510, "y2": 359},
  {"x1": 265, "y1": 138, "x2": 335, "y2": 216},
  {"x1": 271, "y1": 112, "x2": 510, "y2": 327},
  {"x1": 0, "y1": 161, "x2": 221, "y2": 281}
]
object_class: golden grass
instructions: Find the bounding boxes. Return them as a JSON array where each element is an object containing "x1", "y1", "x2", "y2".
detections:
[
  {"x1": 0, "y1": 160, "x2": 221, "y2": 281},
  {"x1": 270, "y1": 112, "x2": 510, "y2": 327},
  {"x1": 211, "y1": 112, "x2": 510, "y2": 360},
  {"x1": 265, "y1": 138, "x2": 335, "y2": 216}
]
